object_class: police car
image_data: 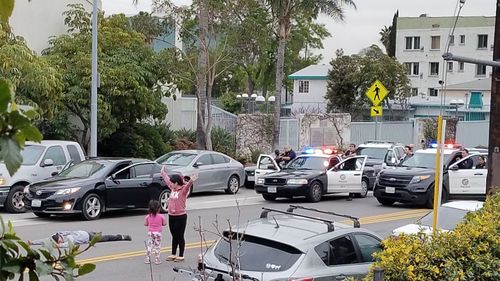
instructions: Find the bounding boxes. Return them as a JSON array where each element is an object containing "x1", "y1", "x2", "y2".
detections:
[
  {"x1": 254, "y1": 148, "x2": 369, "y2": 202},
  {"x1": 374, "y1": 144, "x2": 488, "y2": 208}
]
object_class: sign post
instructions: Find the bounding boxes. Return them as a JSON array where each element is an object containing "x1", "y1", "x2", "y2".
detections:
[{"x1": 366, "y1": 80, "x2": 388, "y2": 140}]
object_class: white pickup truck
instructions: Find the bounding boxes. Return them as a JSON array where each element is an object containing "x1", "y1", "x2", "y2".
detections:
[{"x1": 0, "y1": 141, "x2": 85, "y2": 213}]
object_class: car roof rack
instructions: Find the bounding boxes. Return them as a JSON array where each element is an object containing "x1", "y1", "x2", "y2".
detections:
[
  {"x1": 260, "y1": 207, "x2": 335, "y2": 232},
  {"x1": 286, "y1": 205, "x2": 361, "y2": 228}
]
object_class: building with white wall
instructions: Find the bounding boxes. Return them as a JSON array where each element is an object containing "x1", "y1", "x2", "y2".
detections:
[
  {"x1": 287, "y1": 64, "x2": 329, "y2": 114},
  {"x1": 9, "y1": 0, "x2": 101, "y2": 54},
  {"x1": 396, "y1": 15, "x2": 494, "y2": 101}
]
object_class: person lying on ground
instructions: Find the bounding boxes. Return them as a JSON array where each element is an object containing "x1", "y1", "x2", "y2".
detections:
[{"x1": 28, "y1": 230, "x2": 132, "y2": 248}]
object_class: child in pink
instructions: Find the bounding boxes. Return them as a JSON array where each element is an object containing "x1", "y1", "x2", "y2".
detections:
[
  {"x1": 144, "y1": 200, "x2": 166, "y2": 264},
  {"x1": 160, "y1": 166, "x2": 198, "y2": 262}
]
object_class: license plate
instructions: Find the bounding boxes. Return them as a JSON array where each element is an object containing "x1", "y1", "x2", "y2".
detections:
[
  {"x1": 267, "y1": 186, "x2": 277, "y2": 193},
  {"x1": 248, "y1": 176, "x2": 255, "y2": 181},
  {"x1": 31, "y1": 199, "x2": 41, "y2": 207},
  {"x1": 385, "y1": 187, "x2": 396, "y2": 194}
]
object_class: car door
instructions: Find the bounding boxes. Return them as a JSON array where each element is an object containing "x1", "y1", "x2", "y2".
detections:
[
  {"x1": 211, "y1": 154, "x2": 231, "y2": 188},
  {"x1": 254, "y1": 154, "x2": 280, "y2": 185},
  {"x1": 448, "y1": 154, "x2": 487, "y2": 195},
  {"x1": 192, "y1": 154, "x2": 216, "y2": 192},
  {"x1": 39, "y1": 145, "x2": 68, "y2": 180},
  {"x1": 327, "y1": 156, "x2": 367, "y2": 193},
  {"x1": 105, "y1": 163, "x2": 154, "y2": 208}
]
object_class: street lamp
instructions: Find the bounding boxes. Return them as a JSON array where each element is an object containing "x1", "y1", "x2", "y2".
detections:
[
  {"x1": 255, "y1": 95, "x2": 275, "y2": 113},
  {"x1": 250, "y1": 93, "x2": 258, "y2": 112}
]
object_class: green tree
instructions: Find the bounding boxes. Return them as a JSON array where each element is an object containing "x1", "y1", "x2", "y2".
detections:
[
  {"x1": 379, "y1": 25, "x2": 391, "y2": 54},
  {"x1": 387, "y1": 10, "x2": 398, "y2": 57},
  {"x1": 325, "y1": 45, "x2": 411, "y2": 120},
  {"x1": 44, "y1": 5, "x2": 168, "y2": 151},
  {"x1": 265, "y1": 0, "x2": 357, "y2": 148}
]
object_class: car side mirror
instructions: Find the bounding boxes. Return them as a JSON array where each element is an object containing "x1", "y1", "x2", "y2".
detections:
[
  {"x1": 450, "y1": 165, "x2": 459, "y2": 171},
  {"x1": 193, "y1": 162, "x2": 202, "y2": 168},
  {"x1": 42, "y1": 159, "x2": 54, "y2": 167}
]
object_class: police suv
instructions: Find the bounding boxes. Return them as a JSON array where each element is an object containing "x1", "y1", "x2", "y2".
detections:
[
  {"x1": 374, "y1": 147, "x2": 487, "y2": 208},
  {"x1": 254, "y1": 148, "x2": 369, "y2": 202}
]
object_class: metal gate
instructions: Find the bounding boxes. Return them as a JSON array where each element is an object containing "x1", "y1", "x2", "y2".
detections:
[
  {"x1": 279, "y1": 118, "x2": 299, "y2": 150},
  {"x1": 351, "y1": 121, "x2": 415, "y2": 145}
]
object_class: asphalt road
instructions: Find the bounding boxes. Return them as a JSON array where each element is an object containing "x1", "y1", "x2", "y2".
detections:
[{"x1": 3, "y1": 188, "x2": 431, "y2": 281}]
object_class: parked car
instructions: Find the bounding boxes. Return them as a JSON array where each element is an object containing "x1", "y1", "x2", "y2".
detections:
[
  {"x1": 0, "y1": 141, "x2": 85, "y2": 213},
  {"x1": 155, "y1": 150, "x2": 245, "y2": 194},
  {"x1": 392, "y1": 200, "x2": 484, "y2": 235},
  {"x1": 23, "y1": 158, "x2": 168, "y2": 220},
  {"x1": 244, "y1": 166, "x2": 256, "y2": 188},
  {"x1": 189, "y1": 205, "x2": 383, "y2": 281}
]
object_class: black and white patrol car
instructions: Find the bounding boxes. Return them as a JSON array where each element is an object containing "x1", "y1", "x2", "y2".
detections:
[{"x1": 254, "y1": 151, "x2": 369, "y2": 202}]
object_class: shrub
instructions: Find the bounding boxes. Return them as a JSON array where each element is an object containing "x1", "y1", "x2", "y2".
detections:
[
  {"x1": 250, "y1": 148, "x2": 264, "y2": 164},
  {"x1": 174, "y1": 128, "x2": 196, "y2": 143},
  {"x1": 364, "y1": 194, "x2": 500, "y2": 281},
  {"x1": 211, "y1": 126, "x2": 235, "y2": 157}
]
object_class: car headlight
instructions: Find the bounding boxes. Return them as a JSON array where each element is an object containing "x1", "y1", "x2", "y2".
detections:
[
  {"x1": 410, "y1": 175, "x2": 431, "y2": 184},
  {"x1": 0, "y1": 177, "x2": 6, "y2": 185},
  {"x1": 287, "y1": 179, "x2": 308, "y2": 185},
  {"x1": 257, "y1": 179, "x2": 264, "y2": 184},
  {"x1": 55, "y1": 187, "x2": 81, "y2": 195}
]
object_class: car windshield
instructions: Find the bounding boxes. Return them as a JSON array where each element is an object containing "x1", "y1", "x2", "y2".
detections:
[
  {"x1": 57, "y1": 161, "x2": 105, "y2": 178},
  {"x1": 156, "y1": 152, "x2": 196, "y2": 166},
  {"x1": 401, "y1": 152, "x2": 451, "y2": 169},
  {"x1": 214, "y1": 234, "x2": 302, "y2": 272},
  {"x1": 356, "y1": 147, "x2": 388, "y2": 160},
  {"x1": 419, "y1": 206, "x2": 471, "y2": 230},
  {"x1": 8, "y1": 145, "x2": 46, "y2": 166},
  {"x1": 285, "y1": 156, "x2": 329, "y2": 170}
]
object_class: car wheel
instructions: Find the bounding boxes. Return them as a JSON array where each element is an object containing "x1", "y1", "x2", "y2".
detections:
[
  {"x1": 355, "y1": 179, "x2": 369, "y2": 198},
  {"x1": 159, "y1": 190, "x2": 170, "y2": 213},
  {"x1": 225, "y1": 175, "x2": 240, "y2": 194},
  {"x1": 5, "y1": 185, "x2": 26, "y2": 213},
  {"x1": 33, "y1": 212, "x2": 50, "y2": 218},
  {"x1": 306, "y1": 181, "x2": 322, "y2": 203},
  {"x1": 377, "y1": 198, "x2": 395, "y2": 206},
  {"x1": 426, "y1": 187, "x2": 447, "y2": 209},
  {"x1": 82, "y1": 193, "x2": 103, "y2": 220},
  {"x1": 262, "y1": 194, "x2": 276, "y2": 201}
]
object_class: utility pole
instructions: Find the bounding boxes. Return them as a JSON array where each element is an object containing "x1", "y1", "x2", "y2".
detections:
[
  {"x1": 486, "y1": 0, "x2": 500, "y2": 195},
  {"x1": 90, "y1": 0, "x2": 98, "y2": 157}
]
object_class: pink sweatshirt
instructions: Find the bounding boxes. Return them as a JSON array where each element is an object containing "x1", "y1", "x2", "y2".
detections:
[
  {"x1": 145, "y1": 214, "x2": 166, "y2": 233},
  {"x1": 160, "y1": 169, "x2": 193, "y2": 216}
]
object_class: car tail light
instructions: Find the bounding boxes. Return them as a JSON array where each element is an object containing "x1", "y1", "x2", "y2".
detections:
[{"x1": 289, "y1": 278, "x2": 314, "y2": 281}]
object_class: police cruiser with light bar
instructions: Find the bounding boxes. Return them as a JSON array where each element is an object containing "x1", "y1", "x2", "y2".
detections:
[
  {"x1": 374, "y1": 143, "x2": 488, "y2": 208},
  {"x1": 254, "y1": 147, "x2": 369, "y2": 202}
]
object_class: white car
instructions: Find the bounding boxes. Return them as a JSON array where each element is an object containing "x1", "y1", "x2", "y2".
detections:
[
  {"x1": 0, "y1": 141, "x2": 85, "y2": 213},
  {"x1": 392, "y1": 200, "x2": 484, "y2": 235}
]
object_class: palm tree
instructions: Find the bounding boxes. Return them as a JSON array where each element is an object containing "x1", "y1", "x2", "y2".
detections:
[
  {"x1": 379, "y1": 25, "x2": 391, "y2": 54},
  {"x1": 266, "y1": 0, "x2": 356, "y2": 149}
]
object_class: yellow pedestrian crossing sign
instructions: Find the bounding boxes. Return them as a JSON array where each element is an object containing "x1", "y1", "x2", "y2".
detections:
[
  {"x1": 365, "y1": 80, "x2": 388, "y2": 106},
  {"x1": 370, "y1": 106, "x2": 383, "y2": 117}
]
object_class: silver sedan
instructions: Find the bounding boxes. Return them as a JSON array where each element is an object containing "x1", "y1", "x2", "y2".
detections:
[{"x1": 155, "y1": 150, "x2": 245, "y2": 194}]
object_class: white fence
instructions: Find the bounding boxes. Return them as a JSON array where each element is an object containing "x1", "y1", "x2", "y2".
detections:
[
  {"x1": 279, "y1": 118, "x2": 300, "y2": 150},
  {"x1": 350, "y1": 121, "x2": 416, "y2": 145},
  {"x1": 455, "y1": 121, "x2": 489, "y2": 147}
]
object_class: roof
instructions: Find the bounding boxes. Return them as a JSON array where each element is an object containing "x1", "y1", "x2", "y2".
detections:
[
  {"x1": 288, "y1": 65, "x2": 330, "y2": 80},
  {"x1": 233, "y1": 214, "x2": 355, "y2": 252},
  {"x1": 397, "y1": 16, "x2": 495, "y2": 30},
  {"x1": 26, "y1": 140, "x2": 81, "y2": 146},
  {"x1": 446, "y1": 79, "x2": 491, "y2": 91},
  {"x1": 442, "y1": 201, "x2": 484, "y2": 212}
]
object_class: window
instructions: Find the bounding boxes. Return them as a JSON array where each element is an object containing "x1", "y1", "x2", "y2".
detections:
[
  {"x1": 478, "y1": 34, "x2": 488, "y2": 49},
  {"x1": 404, "y1": 62, "x2": 419, "y2": 76},
  {"x1": 43, "y1": 146, "x2": 67, "y2": 166},
  {"x1": 476, "y1": 64, "x2": 487, "y2": 76},
  {"x1": 157, "y1": 152, "x2": 197, "y2": 167},
  {"x1": 411, "y1": 88, "x2": 419, "y2": 96},
  {"x1": 448, "y1": 35, "x2": 454, "y2": 45},
  {"x1": 133, "y1": 164, "x2": 153, "y2": 178},
  {"x1": 298, "y1": 80, "x2": 309, "y2": 93},
  {"x1": 330, "y1": 236, "x2": 358, "y2": 265},
  {"x1": 430, "y1": 62, "x2": 439, "y2": 76},
  {"x1": 212, "y1": 154, "x2": 229, "y2": 164},
  {"x1": 21, "y1": 145, "x2": 45, "y2": 165},
  {"x1": 459, "y1": 35, "x2": 466, "y2": 44},
  {"x1": 115, "y1": 167, "x2": 131, "y2": 179},
  {"x1": 196, "y1": 155, "x2": 214, "y2": 166},
  {"x1": 67, "y1": 145, "x2": 82, "y2": 163},
  {"x1": 258, "y1": 156, "x2": 275, "y2": 169},
  {"x1": 458, "y1": 62, "x2": 465, "y2": 72},
  {"x1": 353, "y1": 234, "x2": 382, "y2": 263},
  {"x1": 405, "y1": 36, "x2": 420, "y2": 50},
  {"x1": 428, "y1": 88, "x2": 439, "y2": 97},
  {"x1": 447, "y1": 62, "x2": 453, "y2": 72},
  {"x1": 431, "y1": 36, "x2": 440, "y2": 49}
]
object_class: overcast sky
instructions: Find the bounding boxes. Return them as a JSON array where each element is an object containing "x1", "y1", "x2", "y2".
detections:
[{"x1": 103, "y1": 0, "x2": 495, "y2": 63}]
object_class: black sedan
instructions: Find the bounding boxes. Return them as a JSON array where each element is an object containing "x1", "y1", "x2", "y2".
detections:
[{"x1": 23, "y1": 158, "x2": 170, "y2": 220}]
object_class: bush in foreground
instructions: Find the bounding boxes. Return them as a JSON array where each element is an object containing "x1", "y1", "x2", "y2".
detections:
[{"x1": 364, "y1": 194, "x2": 500, "y2": 280}]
